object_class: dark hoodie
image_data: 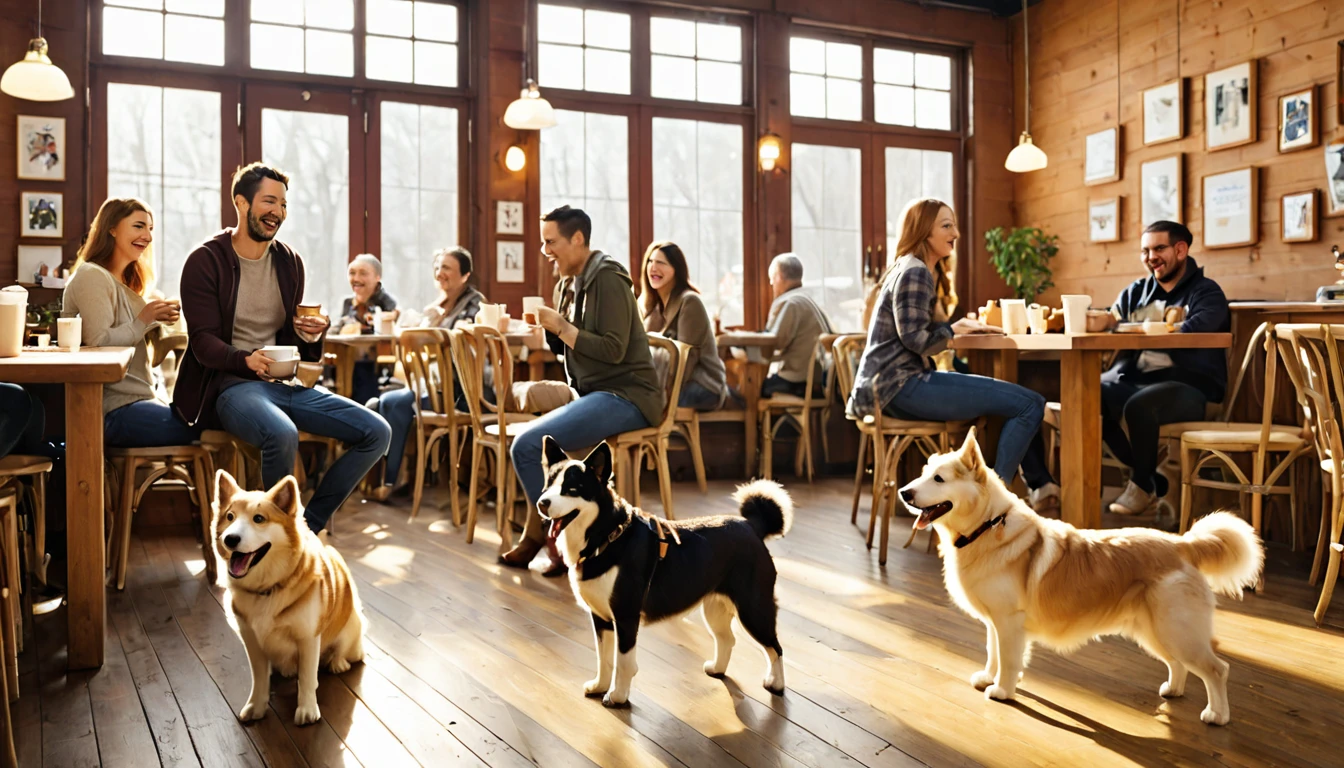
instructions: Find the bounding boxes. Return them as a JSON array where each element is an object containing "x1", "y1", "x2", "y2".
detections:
[
  {"x1": 173, "y1": 231, "x2": 323, "y2": 428},
  {"x1": 1106, "y1": 257, "x2": 1230, "y2": 402},
  {"x1": 547, "y1": 250, "x2": 664, "y2": 426}
]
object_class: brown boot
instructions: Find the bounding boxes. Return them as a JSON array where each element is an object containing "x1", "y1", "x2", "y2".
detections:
[
  {"x1": 541, "y1": 540, "x2": 568, "y2": 578},
  {"x1": 498, "y1": 538, "x2": 543, "y2": 569}
]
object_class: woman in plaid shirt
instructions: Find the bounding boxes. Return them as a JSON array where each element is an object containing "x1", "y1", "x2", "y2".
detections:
[{"x1": 847, "y1": 199, "x2": 1058, "y2": 508}]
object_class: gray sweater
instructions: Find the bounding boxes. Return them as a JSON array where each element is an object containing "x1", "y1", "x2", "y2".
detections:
[
  {"x1": 61, "y1": 261, "x2": 161, "y2": 414},
  {"x1": 643, "y1": 290, "x2": 727, "y2": 408}
]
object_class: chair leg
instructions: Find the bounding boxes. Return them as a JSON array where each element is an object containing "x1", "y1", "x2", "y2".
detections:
[
  {"x1": 820, "y1": 406, "x2": 832, "y2": 465},
  {"x1": 32, "y1": 472, "x2": 47, "y2": 586},
  {"x1": 1289, "y1": 460, "x2": 1302, "y2": 552},
  {"x1": 1315, "y1": 517, "x2": 1344, "y2": 625},
  {"x1": 1311, "y1": 473, "x2": 1335, "y2": 586},
  {"x1": 802, "y1": 412, "x2": 816, "y2": 483},
  {"x1": 410, "y1": 426, "x2": 428, "y2": 523},
  {"x1": 465, "y1": 439, "x2": 483, "y2": 545},
  {"x1": 880, "y1": 437, "x2": 912, "y2": 566},
  {"x1": 191, "y1": 458, "x2": 218, "y2": 585},
  {"x1": 1178, "y1": 445, "x2": 1194, "y2": 535},
  {"x1": 631, "y1": 445, "x2": 643, "y2": 509},
  {"x1": 687, "y1": 420, "x2": 708, "y2": 494},
  {"x1": 656, "y1": 440, "x2": 674, "y2": 520},
  {"x1": 449, "y1": 428, "x2": 463, "y2": 528},
  {"x1": 760, "y1": 411, "x2": 773, "y2": 481},
  {"x1": 851, "y1": 432, "x2": 869, "y2": 526},
  {"x1": 117, "y1": 457, "x2": 139, "y2": 591},
  {"x1": 495, "y1": 442, "x2": 510, "y2": 543},
  {"x1": 867, "y1": 434, "x2": 887, "y2": 549},
  {"x1": 0, "y1": 502, "x2": 17, "y2": 700},
  {"x1": 1250, "y1": 490, "x2": 1265, "y2": 594},
  {"x1": 794, "y1": 414, "x2": 807, "y2": 480}
]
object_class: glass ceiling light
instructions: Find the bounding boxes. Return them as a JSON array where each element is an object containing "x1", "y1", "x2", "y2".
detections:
[
  {"x1": 503, "y1": 80, "x2": 557, "y2": 130},
  {"x1": 1005, "y1": 0, "x2": 1046, "y2": 173},
  {"x1": 1, "y1": 0, "x2": 75, "y2": 102}
]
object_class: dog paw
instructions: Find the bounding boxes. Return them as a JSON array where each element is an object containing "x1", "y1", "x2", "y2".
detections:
[
  {"x1": 970, "y1": 670, "x2": 994, "y2": 690},
  {"x1": 1159, "y1": 681, "x2": 1185, "y2": 698},
  {"x1": 238, "y1": 701, "x2": 267, "y2": 722},
  {"x1": 601, "y1": 692, "x2": 630, "y2": 709},
  {"x1": 294, "y1": 703, "x2": 322, "y2": 726},
  {"x1": 583, "y1": 678, "x2": 610, "y2": 697},
  {"x1": 329, "y1": 657, "x2": 351, "y2": 674},
  {"x1": 985, "y1": 685, "x2": 1015, "y2": 702},
  {"x1": 703, "y1": 661, "x2": 727, "y2": 677},
  {"x1": 1200, "y1": 706, "x2": 1229, "y2": 726},
  {"x1": 762, "y1": 671, "x2": 785, "y2": 695}
]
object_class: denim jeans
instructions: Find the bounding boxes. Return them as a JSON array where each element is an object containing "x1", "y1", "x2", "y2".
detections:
[
  {"x1": 216, "y1": 382, "x2": 392, "y2": 532},
  {"x1": 375, "y1": 381, "x2": 493, "y2": 487},
  {"x1": 510, "y1": 391, "x2": 649, "y2": 544},
  {"x1": 1101, "y1": 378, "x2": 1207, "y2": 495},
  {"x1": 105, "y1": 400, "x2": 201, "y2": 448},
  {"x1": 679, "y1": 381, "x2": 724, "y2": 411},
  {"x1": 762, "y1": 374, "x2": 808, "y2": 398},
  {"x1": 888, "y1": 371, "x2": 1052, "y2": 489}
]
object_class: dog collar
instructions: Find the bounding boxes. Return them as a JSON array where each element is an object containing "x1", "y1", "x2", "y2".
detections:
[
  {"x1": 954, "y1": 514, "x2": 1007, "y2": 548},
  {"x1": 576, "y1": 509, "x2": 634, "y2": 565},
  {"x1": 237, "y1": 581, "x2": 284, "y2": 597}
]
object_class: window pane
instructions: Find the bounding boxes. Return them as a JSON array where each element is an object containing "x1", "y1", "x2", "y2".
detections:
[
  {"x1": 252, "y1": 0, "x2": 303, "y2": 25},
  {"x1": 885, "y1": 147, "x2": 953, "y2": 258},
  {"x1": 915, "y1": 53, "x2": 951, "y2": 90},
  {"x1": 651, "y1": 55, "x2": 695, "y2": 101},
  {"x1": 381, "y1": 102, "x2": 459, "y2": 316},
  {"x1": 167, "y1": 0, "x2": 224, "y2": 16},
  {"x1": 826, "y1": 41, "x2": 862, "y2": 80},
  {"x1": 306, "y1": 29, "x2": 354, "y2": 76},
  {"x1": 826, "y1": 78, "x2": 862, "y2": 121},
  {"x1": 790, "y1": 37, "x2": 825, "y2": 75},
  {"x1": 262, "y1": 108, "x2": 350, "y2": 316},
  {"x1": 649, "y1": 17, "x2": 694, "y2": 56},
  {"x1": 251, "y1": 24, "x2": 305, "y2": 71},
  {"x1": 541, "y1": 110, "x2": 630, "y2": 262},
  {"x1": 874, "y1": 83, "x2": 914, "y2": 126},
  {"x1": 413, "y1": 41, "x2": 457, "y2": 87},
  {"x1": 584, "y1": 9, "x2": 630, "y2": 51},
  {"x1": 107, "y1": 0, "x2": 162, "y2": 10},
  {"x1": 915, "y1": 89, "x2": 951, "y2": 130},
  {"x1": 792, "y1": 143, "x2": 862, "y2": 330},
  {"x1": 103, "y1": 8, "x2": 164, "y2": 59},
  {"x1": 697, "y1": 60, "x2": 740, "y2": 105},
  {"x1": 585, "y1": 48, "x2": 630, "y2": 94},
  {"x1": 366, "y1": 0, "x2": 412, "y2": 37},
  {"x1": 538, "y1": 4, "x2": 583, "y2": 44},
  {"x1": 539, "y1": 43, "x2": 583, "y2": 90},
  {"x1": 697, "y1": 22, "x2": 740, "y2": 62},
  {"x1": 790, "y1": 73, "x2": 825, "y2": 118},
  {"x1": 874, "y1": 48, "x2": 913, "y2": 86},
  {"x1": 366, "y1": 35, "x2": 413, "y2": 82},
  {"x1": 305, "y1": 0, "x2": 353, "y2": 30},
  {"x1": 165, "y1": 16, "x2": 225, "y2": 65},
  {"x1": 414, "y1": 1, "x2": 457, "y2": 42}
]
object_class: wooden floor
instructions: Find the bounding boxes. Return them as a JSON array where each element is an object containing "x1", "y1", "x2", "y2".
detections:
[{"x1": 13, "y1": 477, "x2": 1344, "y2": 768}]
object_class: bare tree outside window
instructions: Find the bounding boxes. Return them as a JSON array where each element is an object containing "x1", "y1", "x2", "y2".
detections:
[
  {"x1": 540, "y1": 109, "x2": 630, "y2": 261},
  {"x1": 791, "y1": 143, "x2": 862, "y2": 330}
]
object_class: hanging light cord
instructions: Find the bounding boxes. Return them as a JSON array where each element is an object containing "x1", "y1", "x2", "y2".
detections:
[{"x1": 1022, "y1": 0, "x2": 1030, "y2": 135}]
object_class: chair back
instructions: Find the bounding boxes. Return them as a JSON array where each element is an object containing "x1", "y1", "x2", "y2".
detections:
[
  {"x1": 395, "y1": 328, "x2": 457, "y2": 420},
  {"x1": 469, "y1": 324, "x2": 522, "y2": 413},
  {"x1": 1218, "y1": 320, "x2": 1273, "y2": 421},
  {"x1": 830, "y1": 334, "x2": 867, "y2": 408},
  {"x1": 1280, "y1": 325, "x2": 1344, "y2": 473},
  {"x1": 818, "y1": 332, "x2": 841, "y2": 407},
  {"x1": 647, "y1": 335, "x2": 692, "y2": 437},
  {"x1": 447, "y1": 328, "x2": 490, "y2": 439}
]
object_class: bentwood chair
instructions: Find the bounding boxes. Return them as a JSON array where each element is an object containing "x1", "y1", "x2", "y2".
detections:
[
  {"x1": 608, "y1": 335, "x2": 691, "y2": 518},
  {"x1": 396, "y1": 328, "x2": 471, "y2": 523},
  {"x1": 758, "y1": 338, "x2": 834, "y2": 482}
]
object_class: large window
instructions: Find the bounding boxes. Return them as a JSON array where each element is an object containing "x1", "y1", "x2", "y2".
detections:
[
  {"x1": 538, "y1": 5, "x2": 632, "y2": 95},
  {"x1": 540, "y1": 110, "x2": 631, "y2": 262},
  {"x1": 649, "y1": 18, "x2": 742, "y2": 105},
  {"x1": 874, "y1": 49, "x2": 952, "y2": 130},
  {"x1": 790, "y1": 38, "x2": 862, "y2": 121},
  {"x1": 251, "y1": 0, "x2": 355, "y2": 76},
  {"x1": 885, "y1": 148, "x2": 954, "y2": 257},
  {"x1": 102, "y1": 0, "x2": 226, "y2": 66},
  {"x1": 791, "y1": 143, "x2": 863, "y2": 327},
  {"x1": 365, "y1": 0, "x2": 459, "y2": 87}
]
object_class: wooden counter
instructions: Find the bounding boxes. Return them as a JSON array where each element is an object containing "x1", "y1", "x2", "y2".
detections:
[{"x1": 1229, "y1": 302, "x2": 1344, "y2": 424}]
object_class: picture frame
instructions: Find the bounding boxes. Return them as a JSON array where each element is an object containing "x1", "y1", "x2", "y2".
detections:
[
  {"x1": 16, "y1": 115, "x2": 64, "y2": 181},
  {"x1": 496, "y1": 201, "x2": 524, "y2": 235},
  {"x1": 19, "y1": 191, "x2": 62, "y2": 238},
  {"x1": 1281, "y1": 189, "x2": 1318, "y2": 243},
  {"x1": 1326, "y1": 142, "x2": 1344, "y2": 216},
  {"x1": 496, "y1": 240, "x2": 525, "y2": 283},
  {"x1": 1084, "y1": 126, "x2": 1121, "y2": 185},
  {"x1": 1140, "y1": 154, "x2": 1182, "y2": 228},
  {"x1": 1337, "y1": 41, "x2": 1344, "y2": 125},
  {"x1": 1142, "y1": 79, "x2": 1183, "y2": 146},
  {"x1": 1278, "y1": 87, "x2": 1317, "y2": 153},
  {"x1": 1089, "y1": 198, "x2": 1120, "y2": 242},
  {"x1": 17, "y1": 244, "x2": 63, "y2": 283},
  {"x1": 1201, "y1": 166, "x2": 1258, "y2": 249},
  {"x1": 1205, "y1": 60, "x2": 1258, "y2": 151}
]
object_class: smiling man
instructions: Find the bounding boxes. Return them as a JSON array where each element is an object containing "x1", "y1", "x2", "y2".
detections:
[
  {"x1": 175, "y1": 162, "x2": 391, "y2": 534},
  {"x1": 1099, "y1": 220, "x2": 1230, "y2": 515}
]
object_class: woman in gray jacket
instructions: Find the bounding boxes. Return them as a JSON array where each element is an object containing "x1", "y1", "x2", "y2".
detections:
[{"x1": 639, "y1": 241, "x2": 729, "y2": 410}]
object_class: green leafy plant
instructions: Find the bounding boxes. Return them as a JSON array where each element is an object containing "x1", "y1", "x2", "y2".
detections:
[
  {"x1": 984, "y1": 226, "x2": 1059, "y2": 301},
  {"x1": 25, "y1": 300, "x2": 60, "y2": 333}
]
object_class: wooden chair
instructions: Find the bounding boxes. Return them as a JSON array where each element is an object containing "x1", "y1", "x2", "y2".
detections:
[
  {"x1": 0, "y1": 487, "x2": 19, "y2": 701},
  {"x1": 0, "y1": 455, "x2": 52, "y2": 586},
  {"x1": 608, "y1": 336, "x2": 691, "y2": 518},
  {"x1": 758, "y1": 337, "x2": 833, "y2": 482},
  {"x1": 396, "y1": 328, "x2": 472, "y2": 523},
  {"x1": 831, "y1": 334, "x2": 873, "y2": 524},
  {"x1": 672, "y1": 406, "x2": 746, "y2": 494},
  {"x1": 105, "y1": 445, "x2": 218, "y2": 590}
]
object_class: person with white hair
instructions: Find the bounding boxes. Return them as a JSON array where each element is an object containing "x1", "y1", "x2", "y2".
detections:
[
  {"x1": 762, "y1": 252, "x2": 834, "y2": 398},
  {"x1": 338, "y1": 253, "x2": 400, "y2": 405}
]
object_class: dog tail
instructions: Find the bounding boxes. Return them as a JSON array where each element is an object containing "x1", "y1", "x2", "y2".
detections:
[
  {"x1": 1181, "y1": 512, "x2": 1264, "y2": 597},
  {"x1": 734, "y1": 480, "x2": 793, "y2": 539}
]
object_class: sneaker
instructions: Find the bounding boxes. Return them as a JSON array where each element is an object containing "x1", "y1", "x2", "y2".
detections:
[
  {"x1": 1028, "y1": 482, "x2": 1060, "y2": 513},
  {"x1": 1109, "y1": 480, "x2": 1156, "y2": 515}
]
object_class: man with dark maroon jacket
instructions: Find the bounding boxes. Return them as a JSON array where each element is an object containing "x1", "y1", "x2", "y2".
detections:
[{"x1": 174, "y1": 162, "x2": 390, "y2": 534}]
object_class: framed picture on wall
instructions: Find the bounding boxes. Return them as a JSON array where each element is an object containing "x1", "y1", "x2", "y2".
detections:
[
  {"x1": 1278, "y1": 87, "x2": 1317, "y2": 153},
  {"x1": 1140, "y1": 154, "x2": 1182, "y2": 227},
  {"x1": 1205, "y1": 60, "x2": 1257, "y2": 151},
  {"x1": 496, "y1": 201, "x2": 524, "y2": 235},
  {"x1": 19, "y1": 191, "x2": 62, "y2": 238},
  {"x1": 1201, "y1": 167, "x2": 1257, "y2": 249},
  {"x1": 496, "y1": 240, "x2": 524, "y2": 283},
  {"x1": 16, "y1": 115, "x2": 64, "y2": 181},
  {"x1": 1326, "y1": 142, "x2": 1344, "y2": 216},
  {"x1": 17, "y1": 244, "x2": 63, "y2": 283},
  {"x1": 1142, "y1": 80, "x2": 1183, "y2": 145},
  {"x1": 1084, "y1": 127, "x2": 1121, "y2": 185},
  {"x1": 1281, "y1": 189, "x2": 1318, "y2": 243},
  {"x1": 1089, "y1": 198, "x2": 1120, "y2": 242}
]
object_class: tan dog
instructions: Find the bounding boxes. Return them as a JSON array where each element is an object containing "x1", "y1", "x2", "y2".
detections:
[
  {"x1": 899, "y1": 429, "x2": 1263, "y2": 725},
  {"x1": 213, "y1": 471, "x2": 365, "y2": 726}
]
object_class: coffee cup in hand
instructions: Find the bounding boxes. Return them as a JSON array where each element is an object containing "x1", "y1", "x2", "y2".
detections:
[{"x1": 259, "y1": 345, "x2": 299, "y2": 378}]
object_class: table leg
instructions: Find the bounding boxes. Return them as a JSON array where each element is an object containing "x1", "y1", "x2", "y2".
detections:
[
  {"x1": 336, "y1": 347, "x2": 354, "y2": 398},
  {"x1": 742, "y1": 363, "x2": 765, "y2": 478},
  {"x1": 1059, "y1": 350, "x2": 1104, "y2": 529},
  {"x1": 529, "y1": 355, "x2": 544, "y2": 382},
  {"x1": 66, "y1": 382, "x2": 106, "y2": 669}
]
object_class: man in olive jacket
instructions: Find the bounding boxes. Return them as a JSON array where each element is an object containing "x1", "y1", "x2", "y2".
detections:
[{"x1": 503, "y1": 206, "x2": 663, "y2": 577}]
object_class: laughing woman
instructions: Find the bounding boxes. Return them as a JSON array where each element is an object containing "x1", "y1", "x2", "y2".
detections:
[
  {"x1": 639, "y1": 241, "x2": 729, "y2": 410},
  {"x1": 62, "y1": 198, "x2": 200, "y2": 447},
  {"x1": 847, "y1": 198, "x2": 1057, "y2": 505}
]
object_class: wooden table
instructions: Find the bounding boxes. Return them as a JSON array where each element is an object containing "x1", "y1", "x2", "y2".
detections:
[
  {"x1": 323, "y1": 333, "x2": 394, "y2": 398},
  {"x1": 951, "y1": 332, "x2": 1232, "y2": 529},
  {"x1": 0, "y1": 346, "x2": 133, "y2": 669},
  {"x1": 717, "y1": 332, "x2": 778, "y2": 478}
]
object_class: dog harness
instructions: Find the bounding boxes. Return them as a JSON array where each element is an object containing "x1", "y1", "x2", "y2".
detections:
[
  {"x1": 576, "y1": 509, "x2": 635, "y2": 566},
  {"x1": 574, "y1": 509, "x2": 682, "y2": 575},
  {"x1": 954, "y1": 513, "x2": 1007, "y2": 548}
]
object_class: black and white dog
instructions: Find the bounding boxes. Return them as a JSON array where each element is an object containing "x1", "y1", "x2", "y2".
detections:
[{"x1": 537, "y1": 436, "x2": 793, "y2": 708}]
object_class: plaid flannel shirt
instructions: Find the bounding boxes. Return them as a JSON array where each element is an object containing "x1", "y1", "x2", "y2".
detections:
[{"x1": 847, "y1": 254, "x2": 954, "y2": 419}]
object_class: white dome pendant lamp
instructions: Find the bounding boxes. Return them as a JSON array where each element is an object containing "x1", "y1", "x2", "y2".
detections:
[
  {"x1": 1005, "y1": 0, "x2": 1047, "y2": 173},
  {"x1": 1, "y1": 0, "x2": 75, "y2": 102}
]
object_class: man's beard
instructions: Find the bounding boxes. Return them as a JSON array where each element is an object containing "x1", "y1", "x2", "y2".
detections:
[{"x1": 247, "y1": 209, "x2": 279, "y2": 242}]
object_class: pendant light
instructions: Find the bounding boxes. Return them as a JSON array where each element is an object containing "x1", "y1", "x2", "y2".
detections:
[
  {"x1": 502, "y1": 4, "x2": 556, "y2": 130},
  {"x1": 1, "y1": 0, "x2": 75, "y2": 102},
  {"x1": 1005, "y1": 0, "x2": 1047, "y2": 173}
]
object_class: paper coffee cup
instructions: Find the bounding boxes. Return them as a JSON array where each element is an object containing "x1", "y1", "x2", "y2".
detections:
[
  {"x1": 57, "y1": 316, "x2": 82, "y2": 352},
  {"x1": 1061, "y1": 295, "x2": 1091, "y2": 335},
  {"x1": 478, "y1": 303, "x2": 501, "y2": 326},
  {"x1": 522, "y1": 296, "x2": 544, "y2": 317},
  {"x1": 297, "y1": 302, "x2": 322, "y2": 317},
  {"x1": 1000, "y1": 299, "x2": 1028, "y2": 335}
]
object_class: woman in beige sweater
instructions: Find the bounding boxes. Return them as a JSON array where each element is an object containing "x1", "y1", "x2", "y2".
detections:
[
  {"x1": 62, "y1": 198, "x2": 198, "y2": 447},
  {"x1": 639, "y1": 241, "x2": 729, "y2": 410}
]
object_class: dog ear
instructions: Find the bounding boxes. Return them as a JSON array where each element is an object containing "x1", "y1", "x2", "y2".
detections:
[
  {"x1": 215, "y1": 469, "x2": 240, "y2": 509},
  {"x1": 541, "y1": 435, "x2": 569, "y2": 473},
  {"x1": 267, "y1": 475, "x2": 301, "y2": 517},
  {"x1": 959, "y1": 428, "x2": 983, "y2": 470},
  {"x1": 584, "y1": 441, "x2": 614, "y2": 486}
]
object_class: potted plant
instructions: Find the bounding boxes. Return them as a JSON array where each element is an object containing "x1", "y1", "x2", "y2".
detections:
[{"x1": 984, "y1": 226, "x2": 1059, "y2": 302}]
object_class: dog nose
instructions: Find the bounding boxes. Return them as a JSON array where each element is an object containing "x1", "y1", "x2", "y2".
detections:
[
  {"x1": 900, "y1": 489, "x2": 915, "y2": 504},
  {"x1": 538, "y1": 498, "x2": 551, "y2": 515},
  {"x1": 223, "y1": 533, "x2": 240, "y2": 549}
]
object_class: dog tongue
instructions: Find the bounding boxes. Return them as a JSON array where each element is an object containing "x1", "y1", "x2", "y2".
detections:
[
  {"x1": 229, "y1": 551, "x2": 255, "y2": 578},
  {"x1": 547, "y1": 519, "x2": 562, "y2": 543}
]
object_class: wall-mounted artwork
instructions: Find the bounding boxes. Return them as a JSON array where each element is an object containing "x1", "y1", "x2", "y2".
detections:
[
  {"x1": 1326, "y1": 142, "x2": 1344, "y2": 216},
  {"x1": 1205, "y1": 60, "x2": 1257, "y2": 151},
  {"x1": 1202, "y1": 167, "x2": 1257, "y2": 249},
  {"x1": 1140, "y1": 154, "x2": 1182, "y2": 227},
  {"x1": 17, "y1": 245, "x2": 63, "y2": 283},
  {"x1": 496, "y1": 240, "x2": 524, "y2": 283},
  {"x1": 1142, "y1": 80, "x2": 1183, "y2": 145},
  {"x1": 1281, "y1": 189, "x2": 1318, "y2": 243},
  {"x1": 1084, "y1": 127, "x2": 1121, "y2": 185},
  {"x1": 16, "y1": 115, "x2": 64, "y2": 181},
  {"x1": 19, "y1": 192, "x2": 62, "y2": 238},
  {"x1": 1278, "y1": 87, "x2": 1316, "y2": 153},
  {"x1": 1089, "y1": 198, "x2": 1119, "y2": 242}
]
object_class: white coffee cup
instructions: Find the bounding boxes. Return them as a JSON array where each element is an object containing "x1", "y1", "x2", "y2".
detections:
[
  {"x1": 1000, "y1": 299, "x2": 1028, "y2": 335},
  {"x1": 1061, "y1": 295, "x2": 1092, "y2": 335},
  {"x1": 57, "y1": 316, "x2": 82, "y2": 353},
  {"x1": 478, "y1": 303, "x2": 501, "y2": 326},
  {"x1": 0, "y1": 285, "x2": 26, "y2": 358},
  {"x1": 522, "y1": 296, "x2": 545, "y2": 324},
  {"x1": 259, "y1": 345, "x2": 299, "y2": 378},
  {"x1": 375, "y1": 309, "x2": 396, "y2": 335}
]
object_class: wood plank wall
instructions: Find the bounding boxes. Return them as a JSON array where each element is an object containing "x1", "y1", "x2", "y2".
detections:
[{"x1": 1013, "y1": 0, "x2": 1344, "y2": 305}]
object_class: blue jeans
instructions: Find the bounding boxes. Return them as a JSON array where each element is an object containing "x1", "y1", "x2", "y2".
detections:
[
  {"x1": 105, "y1": 400, "x2": 201, "y2": 448},
  {"x1": 888, "y1": 371, "x2": 1053, "y2": 489},
  {"x1": 679, "y1": 381, "x2": 724, "y2": 411},
  {"x1": 510, "y1": 392, "x2": 649, "y2": 544},
  {"x1": 216, "y1": 382, "x2": 392, "y2": 532},
  {"x1": 375, "y1": 382, "x2": 492, "y2": 487}
]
